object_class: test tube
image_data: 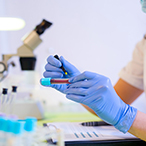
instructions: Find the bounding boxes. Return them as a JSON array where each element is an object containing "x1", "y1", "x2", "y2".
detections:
[
  {"x1": 9, "y1": 86, "x2": 17, "y2": 104},
  {"x1": 0, "y1": 118, "x2": 7, "y2": 145},
  {"x1": 12, "y1": 121, "x2": 24, "y2": 146},
  {"x1": 23, "y1": 117, "x2": 37, "y2": 146},
  {"x1": 1, "y1": 88, "x2": 8, "y2": 104},
  {"x1": 41, "y1": 78, "x2": 70, "y2": 86},
  {"x1": 7, "y1": 86, "x2": 17, "y2": 115},
  {"x1": 0, "y1": 88, "x2": 8, "y2": 113}
]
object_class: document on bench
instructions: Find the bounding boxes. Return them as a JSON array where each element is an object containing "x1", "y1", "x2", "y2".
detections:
[{"x1": 46, "y1": 122, "x2": 136, "y2": 142}]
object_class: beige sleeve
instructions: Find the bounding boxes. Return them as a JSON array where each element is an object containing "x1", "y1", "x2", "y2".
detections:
[{"x1": 119, "y1": 39, "x2": 144, "y2": 90}]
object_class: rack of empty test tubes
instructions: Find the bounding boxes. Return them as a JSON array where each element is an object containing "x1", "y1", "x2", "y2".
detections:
[
  {"x1": 0, "y1": 86, "x2": 64, "y2": 146},
  {"x1": 0, "y1": 86, "x2": 17, "y2": 115},
  {"x1": 0, "y1": 116, "x2": 64, "y2": 146}
]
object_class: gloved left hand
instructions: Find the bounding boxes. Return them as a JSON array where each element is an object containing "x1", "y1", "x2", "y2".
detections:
[
  {"x1": 42, "y1": 55, "x2": 80, "y2": 93},
  {"x1": 64, "y1": 71, "x2": 137, "y2": 133}
]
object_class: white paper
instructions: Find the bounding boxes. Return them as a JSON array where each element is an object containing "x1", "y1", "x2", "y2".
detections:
[{"x1": 47, "y1": 122, "x2": 136, "y2": 142}]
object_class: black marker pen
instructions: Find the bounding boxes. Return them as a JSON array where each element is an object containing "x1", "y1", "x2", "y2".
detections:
[
  {"x1": 54, "y1": 55, "x2": 68, "y2": 75},
  {"x1": 81, "y1": 121, "x2": 111, "y2": 126}
]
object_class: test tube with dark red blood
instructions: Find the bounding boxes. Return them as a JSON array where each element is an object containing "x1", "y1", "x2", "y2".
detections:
[{"x1": 41, "y1": 78, "x2": 70, "y2": 86}]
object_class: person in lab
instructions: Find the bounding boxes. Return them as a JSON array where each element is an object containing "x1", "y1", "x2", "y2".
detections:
[{"x1": 41, "y1": 0, "x2": 146, "y2": 141}]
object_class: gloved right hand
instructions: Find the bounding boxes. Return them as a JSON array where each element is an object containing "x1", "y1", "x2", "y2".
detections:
[
  {"x1": 64, "y1": 71, "x2": 137, "y2": 133},
  {"x1": 41, "y1": 55, "x2": 80, "y2": 93}
]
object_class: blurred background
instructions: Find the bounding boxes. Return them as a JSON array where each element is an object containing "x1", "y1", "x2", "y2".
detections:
[{"x1": 0, "y1": 0, "x2": 146, "y2": 114}]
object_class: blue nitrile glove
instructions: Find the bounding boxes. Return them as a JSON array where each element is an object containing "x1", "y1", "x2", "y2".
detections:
[
  {"x1": 42, "y1": 55, "x2": 80, "y2": 93},
  {"x1": 141, "y1": 0, "x2": 146, "y2": 13},
  {"x1": 64, "y1": 71, "x2": 137, "y2": 133}
]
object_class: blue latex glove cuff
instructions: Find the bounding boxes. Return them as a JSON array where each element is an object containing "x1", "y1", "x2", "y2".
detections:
[{"x1": 114, "y1": 105, "x2": 137, "y2": 133}]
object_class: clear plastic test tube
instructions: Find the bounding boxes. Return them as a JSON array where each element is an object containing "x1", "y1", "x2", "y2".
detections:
[
  {"x1": 1, "y1": 88, "x2": 8, "y2": 104},
  {"x1": 9, "y1": 86, "x2": 17, "y2": 104},
  {"x1": 0, "y1": 88, "x2": 8, "y2": 113},
  {"x1": 6, "y1": 86, "x2": 17, "y2": 115},
  {"x1": 0, "y1": 118, "x2": 7, "y2": 145},
  {"x1": 12, "y1": 121, "x2": 24, "y2": 146},
  {"x1": 22, "y1": 117, "x2": 37, "y2": 146},
  {"x1": 41, "y1": 78, "x2": 70, "y2": 86}
]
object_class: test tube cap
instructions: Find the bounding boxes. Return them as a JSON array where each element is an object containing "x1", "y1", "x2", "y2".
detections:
[
  {"x1": 40, "y1": 78, "x2": 51, "y2": 86},
  {"x1": 24, "y1": 117, "x2": 37, "y2": 132},
  {"x1": 2, "y1": 88, "x2": 8, "y2": 95},
  {"x1": 0, "y1": 118, "x2": 6, "y2": 131},
  {"x1": 3, "y1": 119, "x2": 15, "y2": 133},
  {"x1": 12, "y1": 86, "x2": 17, "y2": 92},
  {"x1": 25, "y1": 117, "x2": 37, "y2": 122},
  {"x1": 13, "y1": 121, "x2": 24, "y2": 135}
]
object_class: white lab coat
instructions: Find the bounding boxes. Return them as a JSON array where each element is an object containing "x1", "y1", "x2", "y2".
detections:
[{"x1": 119, "y1": 36, "x2": 146, "y2": 92}]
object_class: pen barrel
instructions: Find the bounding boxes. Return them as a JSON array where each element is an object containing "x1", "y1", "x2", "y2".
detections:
[
  {"x1": 54, "y1": 55, "x2": 67, "y2": 75},
  {"x1": 81, "y1": 121, "x2": 111, "y2": 126},
  {"x1": 60, "y1": 66, "x2": 67, "y2": 73}
]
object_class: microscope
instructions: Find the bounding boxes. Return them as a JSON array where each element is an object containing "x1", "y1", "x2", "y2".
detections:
[
  {"x1": 0, "y1": 19, "x2": 52, "y2": 119},
  {"x1": 0, "y1": 19, "x2": 52, "y2": 81}
]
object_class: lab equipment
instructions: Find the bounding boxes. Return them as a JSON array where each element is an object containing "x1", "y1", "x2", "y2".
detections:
[
  {"x1": 43, "y1": 123, "x2": 64, "y2": 146},
  {"x1": 0, "y1": 116, "x2": 64, "y2": 146},
  {"x1": 64, "y1": 71, "x2": 137, "y2": 133},
  {"x1": 5, "y1": 99, "x2": 44, "y2": 120},
  {"x1": 41, "y1": 78, "x2": 70, "y2": 86},
  {"x1": 0, "y1": 118, "x2": 7, "y2": 145},
  {"x1": 43, "y1": 55, "x2": 80, "y2": 93},
  {"x1": 7, "y1": 86, "x2": 17, "y2": 115},
  {"x1": 22, "y1": 117, "x2": 37, "y2": 146},
  {"x1": 12, "y1": 121, "x2": 24, "y2": 146},
  {"x1": 22, "y1": 118, "x2": 64, "y2": 146},
  {"x1": 0, "y1": 19, "x2": 52, "y2": 81},
  {"x1": 0, "y1": 88, "x2": 8, "y2": 113},
  {"x1": 4, "y1": 119, "x2": 16, "y2": 146},
  {"x1": 0, "y1": 19, "x2": 52, "y2": 119},
  {"x1": 1, "y1": 88, "x2": 8, "y2": 104},
  {"x1": 54, "y1": 55, "x2": 68, "y2": 75},
  {"x1": 0, "y1": 86, "x2": 44, "y2": 119}
]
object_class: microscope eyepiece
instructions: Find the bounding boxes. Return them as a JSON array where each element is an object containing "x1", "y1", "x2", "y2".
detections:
[{"x1": 34, "y1": 19, "x2": 52, "y2": 35}]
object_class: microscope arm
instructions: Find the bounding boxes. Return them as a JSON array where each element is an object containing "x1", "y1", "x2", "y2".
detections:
[
  {"x1": 1, "y1": 30, "x2": 42, "y2": 70},
  {"x1": 0, "y1": 19, "x2": 52, "y2": 81},
  {"x1": 17, "y1": 30, "x2": 42, "y2": 57}
]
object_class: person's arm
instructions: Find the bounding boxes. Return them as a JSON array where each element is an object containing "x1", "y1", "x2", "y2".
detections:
[
  {"x1": 129, "y1": 110, "x2": 146, "y2": 141},
  {"x1": 64, "y1": 71, "x2": 138, "y2": 135},
  {"x1": 81, "y1": 104, "x2": 97, "y2": 115},
  {"x1": 80, "y1": 76, "x2": 146, "y2": 141},
  {"x1": 114, "y1": 78, "x2": 144, "y2": 104},
  {"x1": 82, "y1": 78, "x2": 144, "y2": 115}
]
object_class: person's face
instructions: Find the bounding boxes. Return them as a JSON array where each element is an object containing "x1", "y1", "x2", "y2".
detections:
[{"x1": 141, "y1": 0, "x2": 146, "y2": 13}]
